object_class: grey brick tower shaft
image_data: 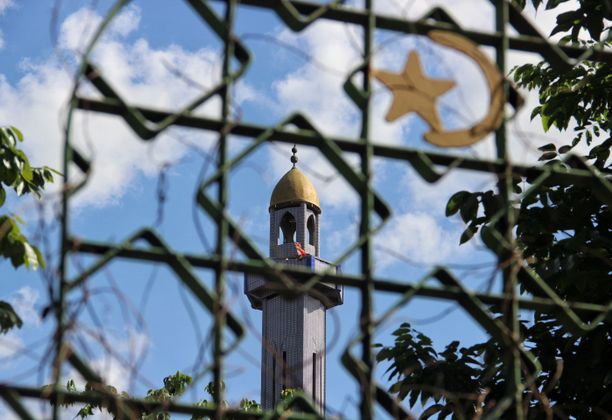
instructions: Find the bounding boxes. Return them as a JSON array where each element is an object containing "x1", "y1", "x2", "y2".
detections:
[{"x1": 244, "y1": 149, "x2": 343, "y2": 413}]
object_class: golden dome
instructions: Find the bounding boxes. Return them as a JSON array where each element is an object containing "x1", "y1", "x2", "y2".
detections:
[{"x1": 270, "y1": 167, "x2": 320, "y2": 212}]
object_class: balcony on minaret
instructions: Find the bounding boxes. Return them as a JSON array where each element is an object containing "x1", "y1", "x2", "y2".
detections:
[{"x1": 244, "y1": 254, "x2": 344, "y2": 310}]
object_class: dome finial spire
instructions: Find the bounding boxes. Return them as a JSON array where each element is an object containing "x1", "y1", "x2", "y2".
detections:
[{"x1": 290, "y1": 144, "x2": 298, "y2": 168}]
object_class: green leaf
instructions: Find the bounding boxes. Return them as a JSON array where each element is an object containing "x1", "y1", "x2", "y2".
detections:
[
  {"x1": 15, "y1": 181, "x2": 25, "y2": 196},
  {"x1": 43, "y1": 168, "x2": 54, "y2": 183},
  {"x1": 585, "y1": 14, "x2": 603, "y2": 40},
  {"x1": 459, "y1": 223, "x2": 478, "y2": 244},
  {"x1": 409, "y1": 389, "x2": 419, "y2": 408},
  {"x1": 0, "y1": 127, "x2": 15, "y2": 147},
  {"x1": 555, "y1": 10, "x2": 580, "y2": 24},
  {"x1": 530, "y1": 106, "x2": 543, "y2": 121},
  {"x1": 0, "y1": 301, "x2": 23, "y2": 334},
  {"x1": 541, "y1": 113, "x2": 552, "y2": 132},
  {"x1": 0, "y1": 186, "x2": 5, "y2": 207},
  {"x1": 558, "y1": 145, "x2": 572, "y2": 154},
  {"x1": 66, "y1": 379, "x2": 77, "y2": 392},
  {"x1": 445, "y1": 191, "x2": 470, "y2": 217},
  {"x1": 537, "y1": 143, "x2": 556, "y2": 152},
  {"x1": 459, "y1": 194, "x2": 478, "y2": 223},
  {"x1": 8, "y1": 126, "x2": 23, "y2": 142},
  {"x1": 23, "y1": 242, "x2": 40, "y2": 270},
  {"x1": 21, "y1": 162, "x2": 32, "y2": 182},
  {"x1": 480, "y1": 225, "x2": 505, "y2": 255},
  {"x1": 77, "y1": 405, "x2": 95, "y2": 419},
  {"x1": 33, "y1": 245, "x2": 46, "y2": 269},
  {"x1": 538, "y1": 151, "x2": 557, "y2": 161},
  {"x1": 162, "y1": 371, "x2": 193, "y2": 397},
  {"x1": 545, "y1": 0, "x2": 565, "y2": 9}
]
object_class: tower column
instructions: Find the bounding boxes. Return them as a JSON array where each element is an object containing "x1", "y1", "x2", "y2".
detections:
[{"x1": 245, "y1": 148, "x2": 343, "y2": 413}]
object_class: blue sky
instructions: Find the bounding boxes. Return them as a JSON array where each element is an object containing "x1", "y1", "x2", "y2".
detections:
[{"x1": 0, "y1": 0, "x2": 578, "y2": 418}]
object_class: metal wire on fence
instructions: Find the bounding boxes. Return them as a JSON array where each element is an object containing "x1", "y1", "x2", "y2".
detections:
[{"x1": 0, "y1": 0, "x2": 610, "y2": 419}]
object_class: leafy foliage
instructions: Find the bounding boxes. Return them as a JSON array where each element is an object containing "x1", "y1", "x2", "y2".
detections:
[
  {"x1": 0, "y1": 300, "x2": 23, "y2": 334},
  {"x1": 379, "y1": 1, "x2": 611, "y2": 418},
  {"x1": 280, "y1": 387, "x2": 298, "y2": 401},
  {"x1": 239, "y1": 397, "x2": 262, "y2": 412},
  {"x1": 0, "y1": 126, "x2": 58, "y2": 200},
  {"x1": 512, "y1": 0, "x2": 611, "y2": 43},
  {"x1": 71, "y1": 371, "x2": 266, "y2": 419},
  {"x1": 377, "y1": 323, "x2": 503, "y2": 418},
  {"x1": 0, "y1": 126, "x2": 58, "y2": 334},
  {"x1": 379, "y1": 318, "x2": 612, "y2": 418},
  {"x1": 0, "y1": 126, "x2": 57, "y2": 272},
  {"x1": 142, "y1": 371, "x2": 193, "y2": 420},
  {"x1": 0, "y1": 214, "x2": 45, "y2": 270},
  {"x1": 376, "y1": 323, "x2": 484, "y2": 415}
]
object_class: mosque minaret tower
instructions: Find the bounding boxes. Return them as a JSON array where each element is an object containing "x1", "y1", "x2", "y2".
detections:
[{"x1": 244, "y1": 147, "x2": 343, "y2": 413}]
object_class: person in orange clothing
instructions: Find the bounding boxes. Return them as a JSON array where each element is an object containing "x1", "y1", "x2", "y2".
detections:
[{"x1": 295, "y1": 242, "x2": 308, "y2": 259}]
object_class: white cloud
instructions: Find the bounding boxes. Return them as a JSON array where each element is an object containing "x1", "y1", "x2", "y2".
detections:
[
  {"x1": 0, "y1": 331, "x2": 23, "y2": 358},
  {"x1": 0, "y1": 5, "x2": 258, "y2": 209},
  {"x1": 0, "y1": 287, "x2": 40, "y2": 364},
  {"x1": 266, "y1": 19, "x2": 411, "y2": 210},
  {"x1": 57, "y1": 7, "x2": 103, "y2": 52},
  {"x1": 0, "y1": 287, "x2": 40, "y2": 360},
  {"x1": 8, "y1": 286, "x2": 40, "y2": 326},
  {"x1": 0, "y1": 0, "x2": 14, "y2": 49},
  {"x1": 373, "y1": 0, "x2": 577, "y2": 38},
  {"x1": 0, "y1": 0, "x2": 13, "y2": 15},
  {"x1": 108, "y1": 5, "x2": 141, "y2": 37},
  {"x1": 113, "y1": 327, "x2": 150, "y2": 362},
  {"x1": 375, "y1": 211, "x2": 472, "y2": 269},
  {"x1": 403, "y1": 167, "x2": 495, "y2": 215},
  {"x1": 374, "y1": 0, "x2": 495, "y2": 32},
  {"x1": 69, "y1": 326, "x2": 150, "y2": 394},
  {"x1": 272, "y1": 20, "x2": 362, "y2": 138},
  {"x1": 57, "y1": 5, "x2": 141, "y2": 52},
  {"x1": 88, "y1": 354, "x2": 131, "y2": 392},
  {"x1": 0, "y1": 325, "x2": 151, "y2": 419}
]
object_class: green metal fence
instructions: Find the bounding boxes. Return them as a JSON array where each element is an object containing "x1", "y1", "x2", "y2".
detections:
[{"x1": 1, "y1": 0, "x2": 610, "y2": 418}]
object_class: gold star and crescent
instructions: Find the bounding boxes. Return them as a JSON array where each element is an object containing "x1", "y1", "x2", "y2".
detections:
[{"x1": 371, "y1": 30, "x2": 506, "y2": 148}]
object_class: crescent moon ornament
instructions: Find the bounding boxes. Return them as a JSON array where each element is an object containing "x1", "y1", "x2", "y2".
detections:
[{"x1": 372, "y1": 30, "x2": 505, "y2": 148}]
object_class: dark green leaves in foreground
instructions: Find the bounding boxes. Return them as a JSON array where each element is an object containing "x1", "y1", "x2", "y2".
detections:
[
  {"x1": 423, "y1": 1, "x2": 611, "y2": 417},
  {"x1": 512, "y1": 0, "x2": 610, "y2": 42},
  {"x1": 376, "y1": 323, "x2": 489, "y2": 417},
  {"x1": 446, "y1": 190, "x2": 506, "y2": 244},
  {"x1": 0, "y1": 125, "x2": 58, "y2": 272},
  {"x1": 0, "y1": 301, "x2": 23, "y2": 334},
  {"x1": 67, "y1": 371, "x2": 264, "y2": 419},
  {"x1": 1, "y1": 126, "x2": 59, "y2": 334},
  {"x1": 0, "y1": 215, "x2": 45, "y2": 270},
  {"x1": 0, "y1": 126, "x2": 58, "y2": 199}
]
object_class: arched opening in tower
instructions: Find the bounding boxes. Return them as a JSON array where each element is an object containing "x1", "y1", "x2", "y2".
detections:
[
  {"x1": 307, "y1": 215, "x2": 315, "y2": 246},
  {"x1": 280, "y1": 212, "x2": 297, "y2": 243}
]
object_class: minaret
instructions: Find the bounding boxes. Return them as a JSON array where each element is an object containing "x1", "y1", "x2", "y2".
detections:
[{"x1": 244, "y1": 147, "x2": 343, "y2": 412}]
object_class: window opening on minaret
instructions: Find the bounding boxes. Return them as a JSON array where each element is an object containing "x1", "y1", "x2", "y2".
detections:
[
  {"x1": 312, "y1": 352, "x2": 317, "y2": 403},
  {"x1": 307, "y1": 215, "x2": 315, "y2": 246},
  {"x1": 280, "y1": 212, "x2": 296, "y2": 243}
]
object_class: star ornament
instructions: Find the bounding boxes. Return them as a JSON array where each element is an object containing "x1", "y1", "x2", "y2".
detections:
[{"x1": 372, "y1": 51, "x2": 455, "y2": 132}]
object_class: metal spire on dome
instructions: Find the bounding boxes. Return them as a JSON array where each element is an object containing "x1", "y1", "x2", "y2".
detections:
[{"x1": 290, "y1": 144, "x2": 298, "y2": 168}]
